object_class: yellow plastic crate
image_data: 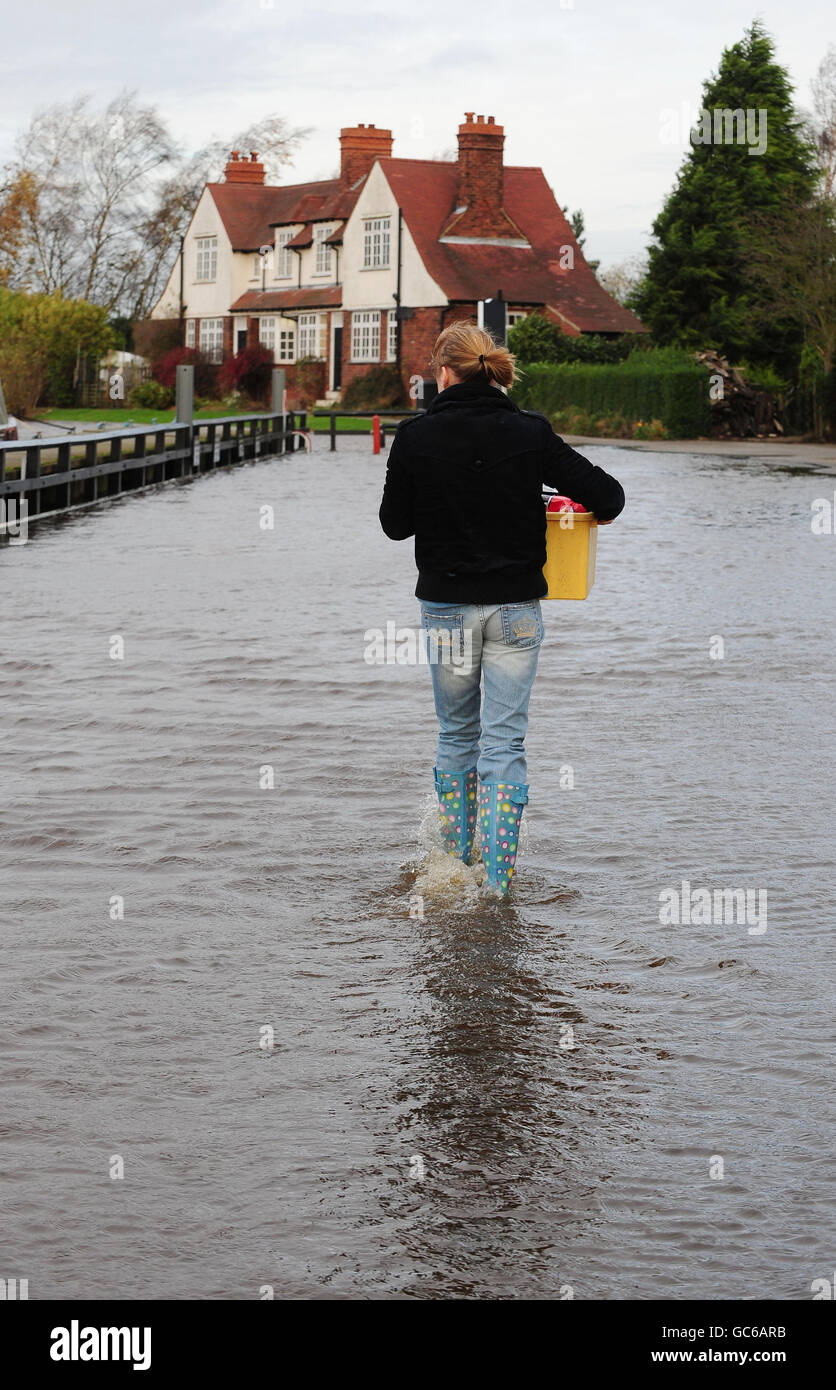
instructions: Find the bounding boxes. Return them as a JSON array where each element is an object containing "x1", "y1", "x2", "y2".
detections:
[{"x1": 543, "y1": 508, "x2": 598, "y2": 600}]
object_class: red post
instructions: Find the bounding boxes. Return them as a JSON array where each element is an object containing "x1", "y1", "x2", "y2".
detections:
[{"x1": 372, "y1": 414, "x2": 381, "y2": 454}]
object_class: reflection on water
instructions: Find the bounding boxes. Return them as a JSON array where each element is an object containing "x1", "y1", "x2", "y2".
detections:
[{"x1": 1, "y1": 438, "x2": 834, "y2": 1299}]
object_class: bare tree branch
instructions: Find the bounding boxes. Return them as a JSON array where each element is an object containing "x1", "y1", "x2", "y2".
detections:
[{"x1": 1, "y1": 95, "x2": 309, "y2": 318}]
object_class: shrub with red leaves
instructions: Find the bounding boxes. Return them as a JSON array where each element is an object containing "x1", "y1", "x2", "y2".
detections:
[
  {"x1": 218, "y1": 345, "x2": 274, "y2": 402},
  {"x1": 153, "y1": 347, "x2": 218, "y2": 397}
]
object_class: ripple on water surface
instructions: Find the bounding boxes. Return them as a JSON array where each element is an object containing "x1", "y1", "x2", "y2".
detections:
[{"x1": 1, "y1": 439, "x2": 834, "y2": 1299}]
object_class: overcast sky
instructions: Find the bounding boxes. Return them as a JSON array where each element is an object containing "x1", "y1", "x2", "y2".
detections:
[{"x1": 1, "y1": 0, "x2": 831, "y2": 269}]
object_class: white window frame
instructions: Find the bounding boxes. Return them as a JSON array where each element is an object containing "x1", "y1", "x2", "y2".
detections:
[
  {"x1": 362, "y1": 217, "x2": 390, "y2": 269},
  {"x1": 351, "y1": 310, "x2": 381, "y2": 362},
  {"x1": 314, "y1": 225, "x2": 333, "y2": 276},
  {"x1": 259, "y1": 317, "x2": 276, "y2": 357},
  {"x1": 386, "y1": 309, "x2": 398, "y2": 362},
  {"x1": 195, "y1": 236, "x2": 217, "y2": 282},
  {"x1": 199, "y1": 317, "x2": 224, "y2": 363},
  {"x1": 184, "y1": 319, "x2": 195, "y2": 349},
  {"x1": 507, "y1": 311, "x2": 528, "y2": 329},
  {"x1": 275, "y1": 228, "x2": 294, "y2": 279},
  {"x1": 298, "y1": 313, "x2": 322, "y2": 359},
  {"x1": 277, "y1": 327, "x2": 296, "y2": 363}
]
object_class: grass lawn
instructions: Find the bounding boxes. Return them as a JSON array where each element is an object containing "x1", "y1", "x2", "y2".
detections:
[
  {"x1": 309, "y1": 415, "x2": 399, "y2": 432},
  {"x1": 41, "y1": 409, "x2": 403, "y2": 433},
  {"x1": 42, "y1": 406, "x2": 270, "y2": 426}
]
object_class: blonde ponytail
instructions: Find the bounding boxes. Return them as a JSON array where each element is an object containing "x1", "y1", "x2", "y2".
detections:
[{"x1": 429, "y1": 320, "x2": 518, "y2": 389}]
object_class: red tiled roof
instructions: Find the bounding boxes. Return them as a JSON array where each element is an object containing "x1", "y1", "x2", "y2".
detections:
[
  {"x1": 208, "y1": 178, "x2": 359, "y2": 250},
  {"x1": 288, "y1": 189, "x2": 357, "y2": 223},
  {"x1": 229, "y1": 286, "x2": 342, "y2": 313},
  {"x1": 286, "y1": 224, "x2": 313, "y2": 249},
  {"x1": 209, "y1": 154, "x2": 645, "y2": 334},
  {"x1": 378, "y1": 158, "x2": 645, "y2": 334}
]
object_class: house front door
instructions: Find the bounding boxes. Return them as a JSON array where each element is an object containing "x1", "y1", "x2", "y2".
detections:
[{"x1": 237, "y1": 329, "x2": 247, "y2": 353}]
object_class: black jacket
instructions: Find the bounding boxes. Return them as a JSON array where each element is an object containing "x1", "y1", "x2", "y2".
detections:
[{"x1": 379, "y1": 378, "x2": 625, "y2": 602}]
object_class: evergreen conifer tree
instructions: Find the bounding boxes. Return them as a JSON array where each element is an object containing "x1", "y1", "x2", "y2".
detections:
[{"x1": 634, "y1": 21, "x2": 818, "y2": 368}]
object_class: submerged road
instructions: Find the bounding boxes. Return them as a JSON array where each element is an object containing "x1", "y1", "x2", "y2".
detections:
[{"x1": 1, "y1": 435, "x2": 834, "y2": 1298}]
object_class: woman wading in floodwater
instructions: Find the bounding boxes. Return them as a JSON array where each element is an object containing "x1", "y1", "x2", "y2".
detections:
[{"x1": 379, "y1": 321, "x2": 624, "y2": 894}]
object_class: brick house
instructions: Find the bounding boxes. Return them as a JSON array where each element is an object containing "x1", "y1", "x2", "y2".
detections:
[{"x1": 151, "y1": 114, "x2": 645, "y2": 403}]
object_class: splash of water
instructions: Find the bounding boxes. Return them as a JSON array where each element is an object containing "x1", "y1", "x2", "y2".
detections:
[{"x1": 405, "y1": 793, "x2": 530, "y2": 907}]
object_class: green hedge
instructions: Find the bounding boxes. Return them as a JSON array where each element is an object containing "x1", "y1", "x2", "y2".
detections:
[
  {"x1": 507, "y1": 315, "x2": 650, "y2": 366},
  {"x1": 511, "y1": 350, "x2": 712, "y2": 437}
]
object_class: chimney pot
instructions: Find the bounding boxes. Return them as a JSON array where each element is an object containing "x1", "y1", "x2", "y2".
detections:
[
  {"x1": 224, "y1": 150, "x2": 266, "y2": 184},
  {"x1": 452, "y1": 111, "x2": 508, "y2": 236},
  {"x1": 339, "y1": 122, "x2": 394, "y2": 187}
]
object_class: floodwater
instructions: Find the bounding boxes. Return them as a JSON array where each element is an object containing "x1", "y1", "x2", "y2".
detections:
[{"x1": 1, "y1": 435, "x2": 834, "y2": 1301}]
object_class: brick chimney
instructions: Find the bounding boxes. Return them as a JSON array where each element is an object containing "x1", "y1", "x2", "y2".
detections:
[
  {"x1": 339, "y1": 123, "x2": 393, "y2": 188},
  {"x1": 224, "y1": 150, "x2": 266, "y2": 185},
  {"x1": 444, "y1": 113, "x2": 520, "y2": 239}
]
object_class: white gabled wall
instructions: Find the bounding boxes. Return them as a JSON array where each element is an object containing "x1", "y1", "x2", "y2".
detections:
[
  {"x1": 151, "y1": 187, "x2": 269, "y2": 323},
  {"x1": 341, "y1": 163, "x2": 445, "y2": 312},
  {"x1": 151, "y1": 257, "x2": 180, "y2": 319},
  {"x1": 231, "y1": 245, "x2": 260, "y2": 305},
  {"x1": 182, "y1": 188, "x2": 233, "y2": 320}
]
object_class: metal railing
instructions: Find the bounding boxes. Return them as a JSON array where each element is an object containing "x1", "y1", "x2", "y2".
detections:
[
  {"x1": 0, "y1": 410, "x2": 307, "y2": 527},
  {"x1": 312, "y1": 408, "x2": 420, "y2": 451}
]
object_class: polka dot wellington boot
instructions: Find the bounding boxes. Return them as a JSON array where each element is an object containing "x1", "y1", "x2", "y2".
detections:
[
  {"x1": 478, "y1": 781, "x2": 529, "y2": 894},
  {"x1": 433, "y1": 767, "x2": 478, "y2": 863}
]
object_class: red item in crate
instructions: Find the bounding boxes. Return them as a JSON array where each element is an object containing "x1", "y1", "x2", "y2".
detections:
[{"x1": 546, "y1": 494, "x2": 586, "y2": 513}]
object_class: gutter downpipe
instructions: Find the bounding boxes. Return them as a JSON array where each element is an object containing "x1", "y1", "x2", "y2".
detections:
[
  {"x1": 395, "y1": 206, "x2": 403, "y2": 374},
  {"x1": 179, "y1": 234, "x2": 185, "y2": 339}
]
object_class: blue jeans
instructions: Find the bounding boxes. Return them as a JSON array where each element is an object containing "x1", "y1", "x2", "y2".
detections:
[{"x1": 419, "y1": 600, "x2": 545, "y2": 785}]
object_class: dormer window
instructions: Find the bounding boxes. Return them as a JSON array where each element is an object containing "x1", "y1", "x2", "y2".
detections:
[
  {"x1": 314, "y1": 225, "x2": 333, "y2": 276},
  {"x1": 275, "y1": 228, "x2": 294, "y2": 279}
]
